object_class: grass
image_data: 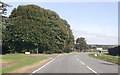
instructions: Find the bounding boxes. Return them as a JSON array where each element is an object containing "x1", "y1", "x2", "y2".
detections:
[
  {"x1": 1, "y1": 54, "x2": 48, "y2": 73},
  {"x1": 88, "y1": 53, "x2": 120, "y2": 64}
]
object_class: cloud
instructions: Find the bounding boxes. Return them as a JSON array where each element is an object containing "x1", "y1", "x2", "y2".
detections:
[{"x1": 73, "y1": 29, "x2": 118, "y2": 45}]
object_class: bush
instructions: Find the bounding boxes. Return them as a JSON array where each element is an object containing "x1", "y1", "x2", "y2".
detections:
[{"x1": 108, "y1": 46, "x2": 120, "y2": 56}]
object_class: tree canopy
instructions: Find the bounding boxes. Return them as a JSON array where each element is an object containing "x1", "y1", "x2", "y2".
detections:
[
  {"x1": 108, "y1": 45, "x2": 120, "y2": 56},
  {"x1": 74, "y1": 37, "x2": 88, "y2": 52},
  {"x1": 2, "y1": 5, "x2": 74, "y2": 54}
]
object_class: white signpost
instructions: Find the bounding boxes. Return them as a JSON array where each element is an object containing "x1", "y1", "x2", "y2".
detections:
[
  {"x1": 96, "y1": 48, "x2": 103, "y2": 51},
  {"x1": 96, "y1": 48, "x2": 103, "y2": 56}
]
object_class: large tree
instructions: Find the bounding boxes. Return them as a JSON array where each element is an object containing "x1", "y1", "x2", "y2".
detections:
[
  {"x1": 75, "y1": 37, "x2": 88, "y2": 52},
  {"x1": 2, "y1": 5, "x2": 74, "y2": 54},
  {"x1": 0, "y1": 1, "x2": 11, "y2": 39},
  {"x1": 0, "y1": 1, "x2": 11, "y2": 54}
]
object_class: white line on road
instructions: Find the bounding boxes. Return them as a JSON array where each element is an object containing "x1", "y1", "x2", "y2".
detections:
[
  {"x1": 79, "y1": 61, "x2": 85, "y2": 66},
  {"x1": 76, "y1": 58, "x2": 85, "y2": 66},
  {"x1": 30, "y1": 56, "x2": 58, "y2": 75},
  {"x1": 87, "y1": 66, "x2": 97, "y2": 74},
  {"x1": 76, "y1": 58, "x2": 98, "y2": 75},
  {"x1": 76, "y1": 58, "x2": 98, "y2": 74},
  {"x1": 77, "y1": 58, "x2": 79, "y2": 61}
]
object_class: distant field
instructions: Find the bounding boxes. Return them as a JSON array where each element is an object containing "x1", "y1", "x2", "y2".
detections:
[
  {"x1": 1, "y1": 54, "x2": 48, "y2": 73},
  {"x1": 88, "y1": 53, "x2": 119, "y2": 64}
]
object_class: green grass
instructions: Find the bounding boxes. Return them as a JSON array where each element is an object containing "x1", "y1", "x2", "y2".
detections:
[
  {"x1": 88, "y1": 53, "x2": 120, "y2": 64},
  {"x1": 2, "y1": 55, "x2": 30, "y2": 60},
  {"x1": 2, "y1": 54, "x2": 48, "y2": 73}
]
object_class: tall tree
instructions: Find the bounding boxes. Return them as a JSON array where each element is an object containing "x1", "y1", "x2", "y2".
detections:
[
  {"x1": 2, "y1": 5, "x2": 74, "y2": 54},
  {"x1": 0, "y1": 1, "x2": 11, "y2": 38},
  {"x1": 75, "y1": 37, "x2": 88, "y2": 52},
  {"x1": 0, "y1": 1, "x2": 11, "y2": 54}
]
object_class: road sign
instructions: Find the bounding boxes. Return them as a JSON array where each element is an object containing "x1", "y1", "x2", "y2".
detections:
[
  {"x1": 96, "y1": 48, "x2": 103, "y2": 50},
  {"x1": 25, "y1": 52, "x2": 30, "y2": 55}
]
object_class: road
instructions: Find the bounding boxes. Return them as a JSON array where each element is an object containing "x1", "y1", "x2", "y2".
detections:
[{"x1": 31, "y1": 53, "x2": 118, "y2": 75}]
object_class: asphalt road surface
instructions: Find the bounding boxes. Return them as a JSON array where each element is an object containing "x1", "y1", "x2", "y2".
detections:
[{"x1": 32, "y1": 53, "x2": 118, "y2": 74}]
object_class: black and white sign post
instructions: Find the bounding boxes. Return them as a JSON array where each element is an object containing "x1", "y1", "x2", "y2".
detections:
[
  {"x1": 97, "y1": 48, "x2": 103, "y2": 56},
  {"x1": 99, "y1": 50, "x2": 102, "y2": 56}
]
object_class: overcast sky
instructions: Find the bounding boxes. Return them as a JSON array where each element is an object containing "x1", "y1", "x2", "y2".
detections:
[{"x1": 3, "y1": 1, "x2": 118, "y2": 45}]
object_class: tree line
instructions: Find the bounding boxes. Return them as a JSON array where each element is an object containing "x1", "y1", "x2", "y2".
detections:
[
  {"x1": 89, "y1": 45, "x2": 115, "y2": 50},
  {"x1": 2, "y1": 4, "x2": 74, "y2": 54},
  {"x1": 2, "y1": 2, "x2": 118, "y2": 55},
  {"x1": 1, "y1": 2, "x2": 90, "y2": 54}
]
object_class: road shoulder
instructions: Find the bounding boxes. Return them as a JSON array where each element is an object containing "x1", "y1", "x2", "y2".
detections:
[{"x1": 11, "y1": 58, "x2": 53, "y2": 73}]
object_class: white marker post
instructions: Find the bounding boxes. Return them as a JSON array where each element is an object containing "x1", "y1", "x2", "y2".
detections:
[
  {"x1": 94, "y1": 54, "x2": 97, "y2": 57},
  {"x1": 96, "y1": 48, "x2": 103, "y2": 56}
]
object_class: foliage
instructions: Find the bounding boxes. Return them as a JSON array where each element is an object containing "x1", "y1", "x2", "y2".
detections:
[
  {"x1": 108, "y1": 45, "x2": 120, "y2": 56},
  {"x1": 2, "y1": 5, "x2": 74, "y2": 54},
  {"x1": 0, "y1": 1, "x2": 11, "y2": 54},
  {"x1": 0, "y1": 1, "x2": 11, "y2": 15},
  {"x1": 74, "y1": 37, "x2": 88, "y2": 52},
  {"x1": 88, "y1": 44, "x2": 115, "y2": 50}
]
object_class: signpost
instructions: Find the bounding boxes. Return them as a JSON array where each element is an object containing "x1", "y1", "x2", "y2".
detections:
[{"x1": 96, "y1": 48, "x2": 103, "y2": 56}]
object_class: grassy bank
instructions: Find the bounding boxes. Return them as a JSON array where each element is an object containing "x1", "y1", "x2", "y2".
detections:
[
  {"x1": 1, "y1": 54, "x2": 48, "y2": 73},
  {"x1": 88, "y1": 53, "x2": 120, "y2": 64}
]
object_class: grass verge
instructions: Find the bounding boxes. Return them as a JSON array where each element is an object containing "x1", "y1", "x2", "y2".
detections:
[
  {"x1": 2, "y1": 54, "x2": 48, "y2": 73},
  {"x1": 88, "y1": 53, "x2": 120, "y2": 64}
]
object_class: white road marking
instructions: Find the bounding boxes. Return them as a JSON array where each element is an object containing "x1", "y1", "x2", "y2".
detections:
[
  {"x1": 30, "y1": 56, "x2": 58, "y2": 75},
  {"x1": 87, "y1": 66, "x2": 97, "y2": 74},
  {"x1": 76, "y1": 58, "x2": 85, "y2": 66},
  {"x1": 77, "y1": 58, "x2": 79, "y2": 61},
  {"x1": 79, "y1": 61, "x2": 85, "y2": 66},
  {"x1": 76, "y1": 57, "x2": 98, "y2": 75},
  {"x1": 77, "y1": 58, "x2": 98, "y2": 74}
]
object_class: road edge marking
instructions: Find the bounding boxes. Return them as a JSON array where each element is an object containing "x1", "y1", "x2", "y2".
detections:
[
  {"x1": 76, "y1": 58, "x2": 85, "y2": 66},
  {"x1": 79, "y1": 61, "x2": 85, "y2": 66},
  {"x1": 77, "y1": 58, "x2": 79, "y2": 61},
  {"x1": 30, "y1": 56, "x2": 57, "y2": 75},
  {"x1": 86, "y1": 66, "x2": 97, "y2": 74}
]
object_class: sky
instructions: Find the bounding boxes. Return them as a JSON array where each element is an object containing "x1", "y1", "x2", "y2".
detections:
[{"x1": 2, "y1": 1, "x2": 118, "y2": 45}]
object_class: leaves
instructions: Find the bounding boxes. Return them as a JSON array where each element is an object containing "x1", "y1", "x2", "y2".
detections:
[
  {"x1": 2, "y1": 5, "x2": 74, "y2": 54},
  {"x1": 75, "y1": 37, "x2": 88, "y2": 52}
]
